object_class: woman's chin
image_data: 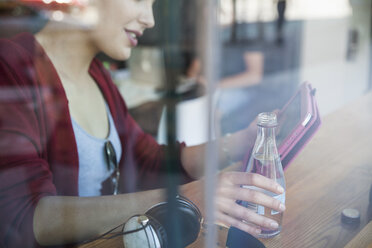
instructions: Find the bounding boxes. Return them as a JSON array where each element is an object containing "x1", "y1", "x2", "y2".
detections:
[
  {"x1": 107, "y1": 47, "x2": 132, "y2": 61},
  {"x1": 120, "y1": 48, "x2": 132, "y2": 61}
]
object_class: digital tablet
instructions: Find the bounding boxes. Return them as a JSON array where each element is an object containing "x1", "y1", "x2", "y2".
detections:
[{"x1": 243, "y1": 82, "x2": 321, "y2": 171}]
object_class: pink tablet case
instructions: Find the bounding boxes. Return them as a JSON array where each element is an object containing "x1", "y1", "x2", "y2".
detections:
[
  {"x1": 278, "y1": 82, "x2": 321, "y2": 169},
  {"x1": 243, "y1": 82, "x2": 321, "y2": 171}
]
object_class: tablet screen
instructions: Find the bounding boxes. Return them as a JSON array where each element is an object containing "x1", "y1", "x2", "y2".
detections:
[{"x1": 276, "y1": 93, "x2": 301, "y2": 147}]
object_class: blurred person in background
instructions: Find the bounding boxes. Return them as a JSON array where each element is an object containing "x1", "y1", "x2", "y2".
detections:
[
  {"x1": 275, "y1": 0, "x2": 287, "y2": 44},
  {"x1": 0, "y1": 0, "x2": 285, "y2": 247}
]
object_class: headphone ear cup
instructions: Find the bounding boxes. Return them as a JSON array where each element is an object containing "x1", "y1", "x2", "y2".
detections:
[
  {"x1": 123, "y1": 215, "x2": 163, "y2": 248},
  {"x1": 175, "y1": 197, "x2": 202, "y2": 244},
  {"x1": 145, "y1": 198, "x2": 202, "y2": 247},
  {"x1": 147, "y1": 215, "x2": 167, "y2": 248}
]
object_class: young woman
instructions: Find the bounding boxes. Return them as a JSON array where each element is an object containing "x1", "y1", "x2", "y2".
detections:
[{"x1": 0, "y1": 0, "x2": 285, "y2": 247}]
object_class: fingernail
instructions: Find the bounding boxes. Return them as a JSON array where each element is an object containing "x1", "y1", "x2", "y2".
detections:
[
  {"x1": 255, "y1": 228, "x2": 262, "y2": 234},
  {"x1": 270, "y1": 222, "x2": 279, "y2": 229},
  {"x1": 277, "y1": 186, "x2": 284, "y2": 193},
  {"x1": 279, "y1": 203, "x2": 286, "y2": 211}
]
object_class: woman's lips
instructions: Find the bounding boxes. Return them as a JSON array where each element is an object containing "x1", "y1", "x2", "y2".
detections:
[{"x1": 125, "y1": 29, "x2": 141, "y2": 47}]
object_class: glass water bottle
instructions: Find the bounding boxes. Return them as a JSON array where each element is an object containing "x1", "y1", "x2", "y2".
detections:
[{"x1": 243, "y1": 112, "x2": 286, "y2": 238}]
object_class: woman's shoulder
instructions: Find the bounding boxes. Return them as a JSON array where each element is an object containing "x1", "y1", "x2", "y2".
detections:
[
  {"x1": 0, "y1": 32, "x2": 36, "y2": 66},
  {"x1": 0, "y1": 33, "x2": 44, "y2": 92}
]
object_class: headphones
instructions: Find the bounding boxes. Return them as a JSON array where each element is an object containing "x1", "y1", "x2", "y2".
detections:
[{"x1": 123, "y1": 195, "x2": 202, "y2": 248}]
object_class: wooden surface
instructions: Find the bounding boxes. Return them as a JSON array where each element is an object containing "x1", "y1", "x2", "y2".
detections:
[
  {"x1": 78, "y1": 234, "x2": 122, "y2": 248},
  {"x1": 78, "y1": 92, "x2": 372, "y2": 247},
  {"x1": 344, "y1": 221, "x2": 372, "y2": 248},
  {"x1": 261, "y1": 91, "x2": 372, "y2": 248}
]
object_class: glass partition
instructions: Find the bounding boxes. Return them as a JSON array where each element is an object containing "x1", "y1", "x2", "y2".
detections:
[{"x1": 0, "y1": 0, "x2": 371, "y2": 247}]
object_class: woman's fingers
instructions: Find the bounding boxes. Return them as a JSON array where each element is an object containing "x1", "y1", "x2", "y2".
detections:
[
  {"x1": 217, "y1": 198, "x2": 280, "y2": 231},
  {"x1": 219, "y1": 172, "x2": 284, "y2": 195},
  {"x1": 216, "y1": 211, "x2": 262, "y2": 237},
  {"x1": 218, "y1": 185, "x2": 285, "y2": 213},
  {"x1": 215, "y1": 171, "x2": 286, "y2": 234}
]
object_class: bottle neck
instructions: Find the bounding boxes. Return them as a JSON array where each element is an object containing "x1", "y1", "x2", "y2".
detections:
[
  {"x1": 257, "y1": 126, "x2": 277, "y2": 142},
  {"x1": 254, "y1": 125, "x2": 279, "y2": 158}
]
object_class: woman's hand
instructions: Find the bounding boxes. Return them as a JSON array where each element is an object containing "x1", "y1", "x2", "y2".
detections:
[
  {"x1": 215, "y1": 171, "x2": 285, "y2": 235},
  {"x1": 180, "y1": 171, "x2": 285, "y2": 236}
]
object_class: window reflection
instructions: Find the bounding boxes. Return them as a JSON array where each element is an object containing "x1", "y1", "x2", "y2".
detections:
[{"x1": 0, "y1": 0, "x2": 371, "y2": 247}]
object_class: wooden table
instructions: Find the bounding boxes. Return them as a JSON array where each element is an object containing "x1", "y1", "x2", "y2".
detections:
[
  {"x1": 79, "y1": 92, "x2": 372, "y2": 247},
  {"x1": 344, "y1": 221, "x2": 372, "y2": 248},
  {"x1": 260, "y1": 91, "x2": 372, "y2": 247}
]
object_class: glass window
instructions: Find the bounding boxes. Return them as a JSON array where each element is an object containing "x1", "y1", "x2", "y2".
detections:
[{"x1": 0, "y1": 0, "x2": 371, "y2": 247}]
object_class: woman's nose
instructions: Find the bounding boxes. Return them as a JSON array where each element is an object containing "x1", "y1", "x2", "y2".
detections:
[{"x1": 140, "y1": 2, "x2": 155, "y2": 29}]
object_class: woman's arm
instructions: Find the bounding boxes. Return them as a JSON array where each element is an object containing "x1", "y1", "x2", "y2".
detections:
[
  {"x1": 33, "y1": 167, "x2": 285, "y2": 246},
  {"x1": 181, "y1": 122, "x2": 256, "y2": 178},
  {"x1": 33, "y1": 189, "x2": 165, "y2": 246},
  {"x1": 218, "y1": 52, "x2": 263, "y2": 89}
]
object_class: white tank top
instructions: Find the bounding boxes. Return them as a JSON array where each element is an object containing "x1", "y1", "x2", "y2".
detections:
[{"x1": 71, "y1": 106, "x2": 122, "y2": 197}]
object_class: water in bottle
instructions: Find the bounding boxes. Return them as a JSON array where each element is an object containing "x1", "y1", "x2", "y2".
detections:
[{"x1": 242, "y1": 112, "x2": 286, "y2": 238}]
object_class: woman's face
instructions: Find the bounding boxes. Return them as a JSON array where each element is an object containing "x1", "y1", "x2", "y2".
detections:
[{"x1": 89, "y1": 0, "x2": 155, "y2": 60}]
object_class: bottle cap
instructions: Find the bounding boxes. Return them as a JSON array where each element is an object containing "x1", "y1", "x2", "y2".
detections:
[
  {"x1": 257, "y1": 112, "x2": 278, "y2": 127},
  {"x1": 341, "y1": 208, "x2": 360, "y2": 225}
]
